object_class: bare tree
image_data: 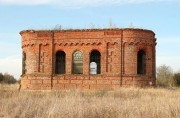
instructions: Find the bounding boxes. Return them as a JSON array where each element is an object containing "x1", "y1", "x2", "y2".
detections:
[
  {"x1": 108, "y1": 19, "x2": 117, "y2": 28},
  {"x1": 54, "y1": 24, "x2": 62, "y2": 30},
  {"x1": 109, "y1": 19, "x2": 113, "y2": 28},
  {"x1": 128, "y1": 22, "x2": 135, "y2": 28},
  {"x1": 89, "y1": 22, "x2": 96, "y2": 29},
  {"x1": 156, "y1": 65, "x2": 174, "y2": 87}
]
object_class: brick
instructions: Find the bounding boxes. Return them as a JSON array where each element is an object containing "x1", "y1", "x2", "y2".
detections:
[
  {"x1": 58, "y1": 80, "x2": 70, "y2": 84},
  {"x1": 90, "y1": 76, "x2": 102, "y2": 80},
  {"x1": 104, "y1": 77, "x2": 120, "y2": 80},
  {"x1": 83, "y1": 80, "x2": 96, "y2": 85},
  {"x1": 53, "y1": 76, "x2": 64, "y2": 80},
  {"x1": 76, "y1": 84, "x2": 90, "y2": 89},
  {"x1": 76, "y1": 76, "x2": 85, "y2": 80},
  {"x1": 90, "y1": 85, "x2": 112, "y2": 90},
  {"x1": 65, "y1": 76, "x2": 76, "y2": 80},
  {"x1": 30, "y1": 84, "x2": 51, "y2": 90},
  {"x1": 43, "y1": 80, "x2": 51, "y2": 84},
  {"x1": 112, "y1": 85, "x2": 121, "y2": 89},
  {"x1": 112, "y1": 80, "x2": 121, "y2": 85},
  {"x1": 65, "y1": 84, "x2": 76, "y2": 89},
  {"x1": 31, "y1": 80, "x2": 42, "y2": 84},
  {"x1": 71, "y1": 80, "x2": 82, "y2": 84},
  {"x1": 40, "y1": 84, "x2": 51, "y2": 88},
  {"x1": 53, "y1": 80, "x2": 58, "y2": 84},
  {"x1": 97, "y1": 80, "x2": 111, "y2": 85},
  {"x1": 84, "y1": 76, "x2": 90, "y2": 80},
  {"x1": 53, "y1": 84, "x2": 64, "y2": 89},
  {"x1": 20, "y1": 28, "x2": 156, "y2": 90},
  {"x1": 21, "y1": 79, "x2": 30, "y2": 84}
]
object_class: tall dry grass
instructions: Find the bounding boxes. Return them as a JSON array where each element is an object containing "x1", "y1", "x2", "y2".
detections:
[{"x1": 0, "y1": 84, "x2": 180, "y2": 118}]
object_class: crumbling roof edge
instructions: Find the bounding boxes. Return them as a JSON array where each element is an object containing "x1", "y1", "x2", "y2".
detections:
[{"x1": 20, "y1": 28, "x2": 155, "y2": 35}]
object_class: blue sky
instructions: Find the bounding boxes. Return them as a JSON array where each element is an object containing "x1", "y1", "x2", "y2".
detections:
[{"x1": 0, "y1": 0, "x2": 180, "y2": 79}]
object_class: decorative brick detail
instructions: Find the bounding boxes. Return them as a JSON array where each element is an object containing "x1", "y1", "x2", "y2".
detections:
[{"x1": 20, "y1": 28, "x2": 156, "y2": 90}]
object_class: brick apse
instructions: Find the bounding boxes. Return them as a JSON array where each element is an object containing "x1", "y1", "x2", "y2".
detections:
[{"x1": 20, "y1": 28, "x2": 157, "y2": 90}]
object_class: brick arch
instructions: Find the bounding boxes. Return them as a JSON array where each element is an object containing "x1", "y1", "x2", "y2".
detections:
[
  {"x1": 72, "y1": 50, "x2": 83, "y2": 74},
  {"x1": 136, "y1": 45, "x2": 147, "y2": 53},
  {"x1": 89, "y1": 50, "x2": 101, "y2": 74},
  {"x1": 55, "y1": 51, "x2": 66, "y2": 74},
  {"x1": 137, "y1": 49, "x2": 146, "y2": 75},
  {"x1": 89, "y1": 49, "x2": 101, "y2": 56},
  {"x1": 55, "y1": 49, "x2": 66, "y2": 54},
  {"x1": 72, "y1": 49, "x2": 84, "y2": 55},
  {"x1": 39, "y1": 42, "x2": 49, "y2": 46}
]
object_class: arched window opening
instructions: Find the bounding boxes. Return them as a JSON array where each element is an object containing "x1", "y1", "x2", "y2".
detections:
[
  {"x1": 90, "y1": 50, "x2": 101, "y2": 74},
  {"x1": 22, "y1": 52, "x2": 26, "y2": 74},
  {"x1": 55, "y1": 51, "x2": 66, "y2": 74},
  {"x1": 72, "y1": 51, "x2": 83, "y2": 74},
  {"x1": 137, "y1": 50, "x2": 146, "y2": 74}
]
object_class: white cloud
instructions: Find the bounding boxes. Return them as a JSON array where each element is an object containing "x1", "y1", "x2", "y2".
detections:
[
  {"x1": 0, "y1": 33, "x2": 21, "y2": 79},
  {"x1": 157, "y1": 55, "x2": 180, "y2": 72},
  {"x1": 156, "y1": 36, "x2": 180, "y2": 72},
  {"x1": 0, "y1": 0, "x2": 179, "y2": 8},
  {"x1": 0, "y1": 56, "x2": 21, "y2": 79},
  {"x1": 0, "y1": 0, "x2": 50, "y2": 5}
]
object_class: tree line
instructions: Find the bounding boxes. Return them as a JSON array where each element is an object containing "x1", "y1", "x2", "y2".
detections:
[
  {"x1": 0, "y1": 73, "x2": 17, "y2": 84},
  {"x1": 157, "y1": 64, "x2": 180, "y2": 87}
]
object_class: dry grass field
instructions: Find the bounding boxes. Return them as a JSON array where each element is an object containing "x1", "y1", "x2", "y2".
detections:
[{"x1": 0, "y1": 84, "x2": 180, "y2": 118}]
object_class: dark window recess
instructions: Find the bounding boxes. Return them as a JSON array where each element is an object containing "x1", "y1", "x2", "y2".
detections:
[
  {"x1": 137, "y1": 50, "x2": 146, "y2": 74},
  {"x1": 55, "y1": 51, "x2": 66, "y2": 74},
  {"x1": 22, "y1": 52, "x2": 26, "y2": 74},
  {"x1": 90, "y1": 50, "x2": 101, "y2": 74}
]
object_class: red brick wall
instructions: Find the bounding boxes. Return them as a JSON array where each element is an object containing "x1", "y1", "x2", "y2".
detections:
[{"x1": 20, "y1": 28, "x2": 156, "y2": 90}]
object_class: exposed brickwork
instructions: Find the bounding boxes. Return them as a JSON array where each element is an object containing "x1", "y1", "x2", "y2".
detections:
[{"x1": 20, "y1": 28, "x2": 157, "y2": 90}]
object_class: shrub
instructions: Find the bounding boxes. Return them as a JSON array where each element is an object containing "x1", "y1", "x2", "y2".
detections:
[
  {"x1": 0, "y1": 72, "x2": 17, "y2": 84},
  {"x1": 173, "y1": 73, "x2": 180, "y2": 87},
  {"x1": 0, "y1": 73, "x2": 4, "y2": 82},
  {"x1": 156, "y1": 65, "x2": 174, "y2": 87}
]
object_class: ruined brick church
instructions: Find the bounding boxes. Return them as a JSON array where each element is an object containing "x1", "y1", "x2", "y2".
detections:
[{"x1": 20, "y1": 28, "x2": 156, "y2": 90}]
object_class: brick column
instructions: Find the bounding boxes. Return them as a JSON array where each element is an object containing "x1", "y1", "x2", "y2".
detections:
[
  {"x1": 101, "y1": 42, "x2": 107, "y2": 75},
  {"x1": 83, "y1": 50, "x2": 89, "y2": 75},
  {"x1": 66, "y1": 51, "x2": 72, "y2": 74}
]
